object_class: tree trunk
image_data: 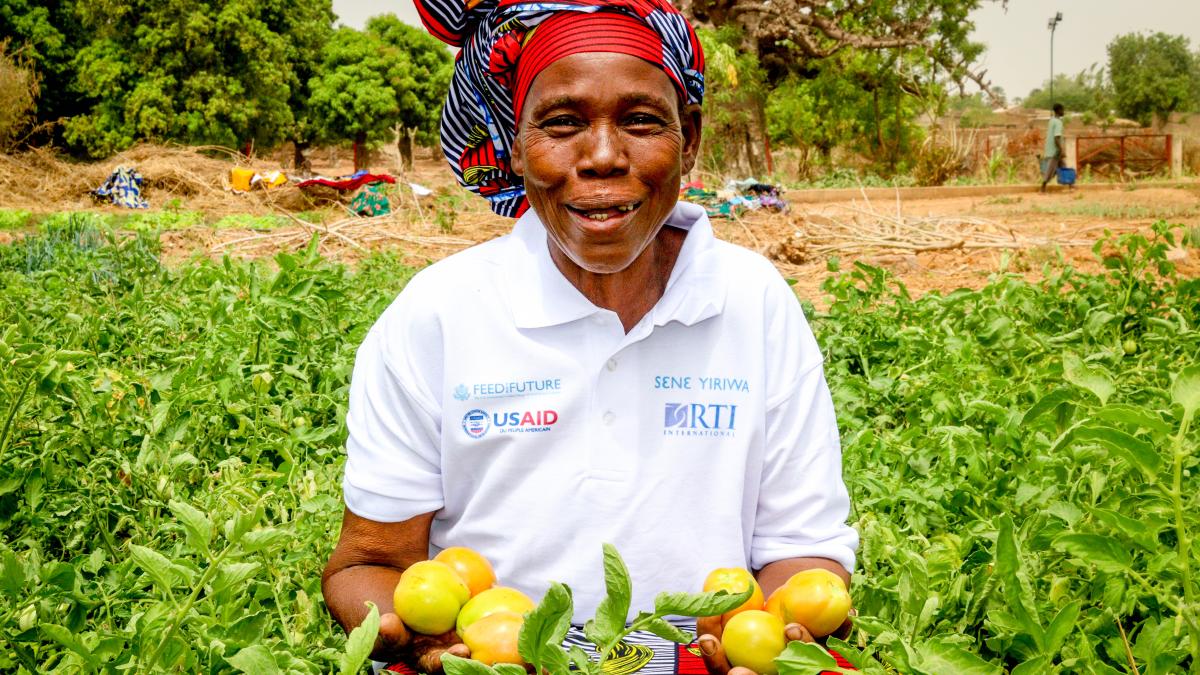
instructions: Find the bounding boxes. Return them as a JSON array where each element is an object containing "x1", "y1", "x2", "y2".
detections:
[
  {"x1": 353, "y1": 131, "x2": 367, "y2": 171},
  {"x1": 398, "y1": 128, "x2": 414, "y2": 172},
  {"x1": 292, "y1": 140, "x2": 311, "y2": 175}
]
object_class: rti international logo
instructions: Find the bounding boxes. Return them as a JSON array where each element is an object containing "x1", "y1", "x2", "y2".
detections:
[
  {"x1": 663, "y1": 402, "x2": 737, "y2": 438},
  {"x1": 461, "y1": 408, "x2": 559, "y2": 438}
]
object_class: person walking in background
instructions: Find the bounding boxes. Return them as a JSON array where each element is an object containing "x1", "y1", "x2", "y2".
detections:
[{"x1": 1040, "y1": 103, "x2": 1065, "y2": 193}]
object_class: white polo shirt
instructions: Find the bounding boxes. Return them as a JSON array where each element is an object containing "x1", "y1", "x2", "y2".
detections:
[{"x1": 343, "y1": 201, "x2": 858, "y2": 622}]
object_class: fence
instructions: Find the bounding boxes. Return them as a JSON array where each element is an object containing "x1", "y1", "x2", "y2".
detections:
[{"x1": 1076, "y1": 134, "x2": 1172, "y2": 177}]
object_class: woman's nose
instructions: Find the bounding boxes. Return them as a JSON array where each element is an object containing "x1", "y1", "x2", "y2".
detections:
[{"x1": 577, "y1": 122, "x2": 630, "y2": 177}]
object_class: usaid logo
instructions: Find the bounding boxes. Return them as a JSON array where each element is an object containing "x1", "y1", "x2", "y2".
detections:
[
  {"x1": 664, "y1": 403, "x2": 737, "y2": 437},
  {"x1": 462, "y1": 409, "x2": 490, "y2": 438}
]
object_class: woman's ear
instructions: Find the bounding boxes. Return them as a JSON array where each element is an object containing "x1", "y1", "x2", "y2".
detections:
[
  {"x1": 510, "y1": 131, "x2": 525, "y2": 177},
  {"x1": 680, "y1": 103, "x2": 703, "y2": 175}
]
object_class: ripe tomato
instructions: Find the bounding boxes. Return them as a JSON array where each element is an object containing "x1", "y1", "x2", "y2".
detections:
[
  {"x1": 702, "y1": 567, "x2": 765, "y2": 625},
  {"x1": 773, "y1": 569, "x2": 851, "y2": 638},
  {"x1": 456, "y1": 586, "x2": 535, "y2": 638},
  {"x1": 462, "y1": 611, "x2": 527, "y2": 666},
  {"x1": 434, "y1": 547, "x2": 497, "y2": 598},
  {"x1": 721, "y1": 610, "x2": 786, "y2": 675}
]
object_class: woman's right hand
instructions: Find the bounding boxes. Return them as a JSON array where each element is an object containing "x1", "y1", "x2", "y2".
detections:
[{"x1": 379, "y1": 612, "x2": 471, "y2": 673}]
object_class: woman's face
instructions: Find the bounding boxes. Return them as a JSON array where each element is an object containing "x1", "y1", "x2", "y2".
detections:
[{"x1": 512, "y1": 52, "x2": 702, "y2": 275}]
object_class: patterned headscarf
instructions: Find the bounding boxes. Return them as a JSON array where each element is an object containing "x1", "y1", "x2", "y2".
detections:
[{"x1": 415, "y1": 0, "x2": 706, "y2": 217}]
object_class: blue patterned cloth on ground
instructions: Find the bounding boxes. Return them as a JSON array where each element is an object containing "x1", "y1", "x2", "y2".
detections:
[{"x1": 92, "y1": 166, "x2": 149, "y2": 209}]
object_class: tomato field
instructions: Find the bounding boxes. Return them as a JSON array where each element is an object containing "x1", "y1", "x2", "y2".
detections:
[{"x1": 1, "y1": 214, "x2": 1198, "y2": 673}]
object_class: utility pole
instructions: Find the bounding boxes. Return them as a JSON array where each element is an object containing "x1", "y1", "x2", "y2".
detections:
[{"x1": 1048, "y1": 12, "x2": 1063, "y2": 103}]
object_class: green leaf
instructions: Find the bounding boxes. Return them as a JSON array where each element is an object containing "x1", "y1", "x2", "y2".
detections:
[
  {"x1": 228, "y1": 644, "x2": 282, "y2": 675},
  {"x1": 1052, "y1": 533, "x2": 1133, "y2": 573},
  {"x1": 641, "y1": 617, "x2": 693, "y2": 644},
  {"x1": 1009, "y1": 655, "x2": 1052, "y2": 675},
  {"x1": 1171, "y1": 365, "x2": 1200, "y2": 416},
  {"x1": 568, "y1": 645, "x2": 601, "y2": 675},
  {"x1": 41, "y1": 623, "x2": 99, "y2": 668},
  {"x1": 340, "y1": 602, "x2": 380, "y2": 675},
  {"x1": 993, "y1": 517, "x2": 1043, "y2": 643},
  {"x1": 912, "y1": 639, "x2": 1002, "y2": 675},
  {"x1": 1021, "y1": 388, "x2": 1076, "y2": 426},
  {"x1": 1092, "y1": 404, "x2": 1172, "y2": 435},
  {"x1": 241, "y1": 528, "x2": 287, "y2": 553},
  {"x1": 129, "y1": 544, "x2": 177, "y2": 591},
  {"x1": 493, "y1": 664, "x2": 528, "y2": 675},
  {"x1": 584, "y1": 543, "x2": 633, "y2": 649},
  {"x1": 774, "y1": 641, "x2": 843, "y2": 675},
  {"x1": 517, "y1": 581, "x2": 573, "y2": 675},
  {"x1": 169, "y1": 499, "x2": 212, "y2": 554},
  {"x1": 1043, "y1": 600, "x2": 1080, "y2": 655},
  {"x1": 1062, "y1": 353, "x2": 1114, "y2": 405},
  {"x1": 213, "y1": 562, "x2": 262, "y2": 595},
  {"x1": 1, "y1": 549, "x2": 26, "y2": 596},
  {"x1": 1073, "y1": 424, "x2": 1161, "y2": 481},
  {"x1": 653, "y1": 586, "x2": 753, "y2": 618},
  {"x1": 442, "y1": 653, "x2": 497, "y2": 675}
]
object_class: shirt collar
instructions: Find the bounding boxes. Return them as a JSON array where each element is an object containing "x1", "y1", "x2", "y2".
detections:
[{"x1": 503, "y1": 201, "x2": 726, "y2": 330}]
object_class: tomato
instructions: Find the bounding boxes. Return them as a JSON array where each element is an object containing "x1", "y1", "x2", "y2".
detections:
[
  {"x1": 773, "y1": 569, "x2": 851, "y2": 638},
  {"x1": 462, "y1": 610, "x2": 527, "y2": 666},
  {"x1": 702, "y1": 567, "x2": 765, "y2": 625},
  {"x1": 434, "y1": 547, "x2": 497, "y2": 598},
  {"x1": 720, "y1": 610, "x2": 786, "y2": 675},
  {"x1": 456, "y1": 586, "x2": 535, "y2": 638},
  {"x1": 401, "y1": 560, "x2": 470, "y2": 607},
  {"x1": 393, "y1": 577, "x2": 462, "y2": 635}
]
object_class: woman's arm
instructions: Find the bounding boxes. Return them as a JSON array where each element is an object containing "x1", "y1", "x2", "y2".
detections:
[
  {"x1": 754, "y1": 556, "x2": 850, "y2": 597},
  {"x1": 323, "y1": 509, "x2": 467, "y2": 667}
]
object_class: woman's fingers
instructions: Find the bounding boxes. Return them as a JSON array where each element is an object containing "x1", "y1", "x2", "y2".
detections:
[
  {"x1": 831, "y1": 608, "x2": 856, "y2": 641},
  {"x1": 727, "y1": 668, "x2": 757, "y2": 675},
  {"x1": 695, "y1": 615, "x2": 723, "y2": 640},
  {"x1": 783, "y1": 622, "x2": 815, "y2": 644},
  {"x1": 377, "y1": 612, "x2": 411, "y2": 658},
  {"x1": 698, "y1": 632, "x2": 732, "y2": 675}
]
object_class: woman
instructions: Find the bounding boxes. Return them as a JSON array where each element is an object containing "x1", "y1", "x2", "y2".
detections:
[{"x1": 322, "y1": 1, "x2": 858, "y2": 673}]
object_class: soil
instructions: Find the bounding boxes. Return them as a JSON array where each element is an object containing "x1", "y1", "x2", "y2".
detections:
[{"x1": 2, "y1": 145, "x2": 1197, "y2": 306}]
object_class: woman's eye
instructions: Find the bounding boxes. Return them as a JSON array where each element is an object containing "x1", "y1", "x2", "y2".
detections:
[
  {"x1": 540, "y1": 116, "x2": 582, "y2": 130},
  {"x1": 625, "y1": 113, "x2": 666, "y2": 128}
]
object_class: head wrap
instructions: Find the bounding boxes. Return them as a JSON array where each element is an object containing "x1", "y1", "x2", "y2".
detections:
[{"x1": 415, "y1": 0, "x2": 706, "y2": 217}]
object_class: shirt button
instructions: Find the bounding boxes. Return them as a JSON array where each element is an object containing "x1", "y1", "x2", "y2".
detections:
[
  {"x1": 606, "y1": 358, "x2": 618, "y2": 372},
  {"x1": 603, "y1": 411, "x2": 616, "y2": 425}
]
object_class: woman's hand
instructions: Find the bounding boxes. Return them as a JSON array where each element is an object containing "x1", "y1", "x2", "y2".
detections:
[
  {"x1": 378, "y1": 612, "x2": 471, "y2": 673},
  {"x1": 695, "y1": 613, "x2": 854, "y2": 675}
]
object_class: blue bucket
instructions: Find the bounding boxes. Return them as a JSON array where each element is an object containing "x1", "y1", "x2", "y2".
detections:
[{"x1": 1057, "y1": 167, "x2": 1076, "y2": 185}]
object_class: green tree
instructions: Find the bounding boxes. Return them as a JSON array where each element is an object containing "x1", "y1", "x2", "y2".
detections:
[
  {"x1": 366, "y1": 15, "x2": 453, "y2": 170},
  {"x1": 1107, "y1": 32, "x2": 1198, "y2": 127},
  {"x1": 62, "y1": 0, "x2": 334, "y2": 157},
  {"x1": 1023, "y1": 66, "x2": 1112, "y2": 122},
  {"x1": 0, "y1": 0, "x2": 86, "y2": 139}
]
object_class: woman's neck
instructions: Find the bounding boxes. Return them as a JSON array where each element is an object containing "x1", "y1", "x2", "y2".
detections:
[{"x1": 548, "y1": 226, "x2": 687, "y2": 333}]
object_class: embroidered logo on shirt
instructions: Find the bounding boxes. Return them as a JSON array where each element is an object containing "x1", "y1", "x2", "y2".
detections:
[
  {"x1": 466, "y1": 378, "x2": 562, "y2": 399},
  {"x1": 462, "y1": 409, "x2": 490, "y2": 438},
  {"x1": 663, "y1": 403, "x2": 737, "y2": 437},
  {"x1": 462, "y1": 408, "x2": 559, "y2": 438},
  {"x1": 453, "y1": 384, "x2": 470, "y2": 401}
]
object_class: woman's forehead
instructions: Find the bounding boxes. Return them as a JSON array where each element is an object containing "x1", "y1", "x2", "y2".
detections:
[{"x1": 523, "y1": 53, "x2": 679, "y2": 113}]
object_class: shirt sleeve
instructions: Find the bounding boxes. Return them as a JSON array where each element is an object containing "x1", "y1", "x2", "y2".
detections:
[
  {"x1": 342, "y1": 289, "x2": 446, "y2": 522},
  {"x1": 751, "y1": 282, "x2": 858, "y2": 573}
]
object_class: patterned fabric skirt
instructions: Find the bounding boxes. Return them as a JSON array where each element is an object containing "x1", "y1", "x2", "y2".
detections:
[{"x1": 380, "y1": 623, "x2": 857, "y2": 674}]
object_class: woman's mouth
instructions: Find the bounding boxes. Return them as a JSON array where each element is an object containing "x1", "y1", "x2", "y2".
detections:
[{"x1": 565, "y1": 202, "x2": 642, "y2": 222}]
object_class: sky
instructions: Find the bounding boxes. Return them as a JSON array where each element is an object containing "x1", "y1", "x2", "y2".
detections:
[{"x1": 332, "y1": 0, "x2": 1200, "y2": 102}]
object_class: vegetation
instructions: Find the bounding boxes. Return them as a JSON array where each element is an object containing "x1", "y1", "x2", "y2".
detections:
[{"x1": 1, "y1": 215, "x2": 1197, "y2": 672}]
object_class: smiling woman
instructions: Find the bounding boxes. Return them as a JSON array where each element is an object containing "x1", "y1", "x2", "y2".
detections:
[{"x1": 321, "y1": 1, "x2": 859, "y2": 674}]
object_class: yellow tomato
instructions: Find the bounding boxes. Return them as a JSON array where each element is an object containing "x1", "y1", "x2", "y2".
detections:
[
  {"x1": 456, "y1": 586, "x2": 535, "y2": 638},
  {"x1": 776, "y1": 569, "x2": 851, "y2": 638},
  {"x1": 401, "y1": 560, "x2": 471, "y2": 607},
  {"x1": 462, "y1": 611, "x2": 527, "y2": 666},
  {"x1": 393, "y1": 577, "x2": 462, "y2": 635},
  {"x1": 702, "y1": 567, "x2": 765, "y2": 625},
  {"x1": 434, "y1": 547, "x2": 497, "y2": 598},
  {"x1": 720, "y1": 610, "x2": 786, "y2": 675}
]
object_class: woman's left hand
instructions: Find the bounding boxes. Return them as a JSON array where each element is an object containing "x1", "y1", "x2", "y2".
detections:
[{"x1": 695, "y1": 613, "x2": 853, "y2": 675}]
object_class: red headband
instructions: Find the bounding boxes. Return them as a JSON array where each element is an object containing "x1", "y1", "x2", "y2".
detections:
[{"x1": 512, "y1": 11, "x2": 674, "y2": 123}]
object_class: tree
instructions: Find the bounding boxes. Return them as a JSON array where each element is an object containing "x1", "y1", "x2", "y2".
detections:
[
  {"x1": 1023, "y1": 65, "x2": 1112, "y2": 121},
  {"x1": 61, "y1": 0, "x2": 334, "y2": 157},
  {"x1": 0, "y1": 0, "x2": 86, "y2": 140},
  {"x1": 366, "y1": 16, "x2": 452, "y2": 171},
  {"x1": 1107, "y1": 32, "x2": 1198, "y2": 127}
]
